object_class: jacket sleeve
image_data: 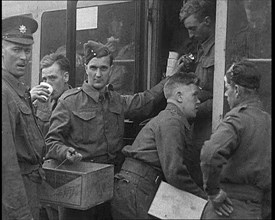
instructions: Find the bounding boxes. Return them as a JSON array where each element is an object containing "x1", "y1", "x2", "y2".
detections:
[
  {"x1": 123, "y1": 78, "x2": 167, "y2": 120},
  {"x1": 200, "y1": 114, "x2": 242, "y2": 195},
  {"x1": 45, "y1": 100, "x2": 70, "y2": 162},
  {"x1": 156, "y1": 116, "x2": 207, "y2": 199},
  {"x1": 198, "y1": 88, "x2": 213, "y2": 103},
  {"x1": 2, "y1": 90, "x2": 33, "y2": 220},
  {"x1": 196, "y1": 98, "x2": 213, "y2": 119}
]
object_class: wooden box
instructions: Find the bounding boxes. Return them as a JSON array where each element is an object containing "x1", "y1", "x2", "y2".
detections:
[
  {"x1": 39, "y1": 159, "x2": 114, "y2": 210},
  {"x1": 148, "y1": 181, "x2": 207, "y2": 219}
]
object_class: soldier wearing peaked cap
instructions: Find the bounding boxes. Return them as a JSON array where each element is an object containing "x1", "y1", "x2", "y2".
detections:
[
  {"x1": 200, "y1": 60, "x2": 271, "y2": 219},
  {"x1": 2, "y1": 15, "x2": 46, "y2": 220},
  {"x1": 45, "y1": 40, "x2": 169, "y2": 220},
  {"x1": 2, "y1": 15, "x2": 38, "y2": 45}
]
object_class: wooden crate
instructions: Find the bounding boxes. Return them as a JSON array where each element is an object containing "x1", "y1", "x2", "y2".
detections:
[{"x1": 39, "y1": 159, "x2": 114, "y2": 210}]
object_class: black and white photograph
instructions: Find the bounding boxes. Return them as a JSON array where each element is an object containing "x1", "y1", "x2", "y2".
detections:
[{"x1": 2, "y1": 0, "x2": 271, "y2": 219}]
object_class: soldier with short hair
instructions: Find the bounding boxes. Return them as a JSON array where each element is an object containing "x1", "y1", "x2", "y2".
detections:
[
  {"x1": 111, "y1": 72, "x2": 207, "y2": 219},
  {"x1": 31, "y1": 53, "x2": 71, "y2": 138},
  {"x1": 45, "y1": 40, "x2": 169, "y2": 220},
  {"x1": 30, "y1": 53, "x2": 71, "y2": 220},
  {"x1": 178, "y1": 0, "x2": 217, "y2": 188},
  {"x1": 200, "y1": 60, "x2": 271, "y2": 219}
]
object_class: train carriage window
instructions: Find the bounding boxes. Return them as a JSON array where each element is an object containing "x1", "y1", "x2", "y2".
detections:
[
  {"x1": 225, "y1": 0, "x2": 271, "y2": 114},
  {"x1": 40, "y1": 1, "x2": 137, "y2": 94},
  {"x1": 76, "y1": 2, "x2": 137, "y2": 94}
]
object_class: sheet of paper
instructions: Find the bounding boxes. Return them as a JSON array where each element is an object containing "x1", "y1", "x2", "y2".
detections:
[{"x1": 148, "y1": 181, "x2": 207, "y2": 219}]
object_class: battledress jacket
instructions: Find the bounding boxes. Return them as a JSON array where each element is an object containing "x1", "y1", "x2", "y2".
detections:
[
  {"x1": 34, "y1": 84, "x2": 71, "y2": 137},
  {"x1": 200, "y1": 97, "x2": 271, "y2": 196},
  {"x1": 45, "y1": 79, "x2": 166, "y2": 163},
  {"x1": 34, "y1": 84, "x2": 71, "y2": 158},
  {"x1": 192, "y1": 34, "x2": 215, "y2": 154},
  {"x1": 2, "y1": 69, "x2": 45, "y2": 219},
  {"x1": 123, "y1": 102, "x2": 207, "y2": 199}
]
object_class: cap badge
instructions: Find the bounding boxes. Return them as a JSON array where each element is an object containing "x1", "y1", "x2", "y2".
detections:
[
  {"x1": 90, "y1": 49, "x2": 96, "y2": 56},
  {"x1": 19, "y1": 25, "x2": 27, "y2": 34}
]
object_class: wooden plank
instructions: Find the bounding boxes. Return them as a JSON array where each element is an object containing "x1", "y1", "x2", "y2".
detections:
[
  {"x1": 148, "y1": 181, "x2": 207, "y2": 219},
  {"x1": 212, "y1": 0, "x2": 228, "y2": 131}
]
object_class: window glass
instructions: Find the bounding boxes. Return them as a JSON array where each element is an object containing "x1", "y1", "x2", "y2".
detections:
[
  {"x1": 76, "y1": 2, "x2": 136, "y2": 93},
  {"x1": 225, "y1": 0, "x2": 271, "y2": 114},
  {"x1": 40, "y1": 1, "x2": 137, "y2": 94},
  {"x1": 40, "y1": 10, "x2": 67, "y2": 57}
]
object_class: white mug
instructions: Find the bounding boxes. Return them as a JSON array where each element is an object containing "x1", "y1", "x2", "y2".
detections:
[{"x1": 40, "y1": 82, "x2": 53, "y2": 101}]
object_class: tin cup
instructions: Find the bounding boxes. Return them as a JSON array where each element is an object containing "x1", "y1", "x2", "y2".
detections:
[{"x1": 40, "y1": 82, "x2": 53, "y2": 101}]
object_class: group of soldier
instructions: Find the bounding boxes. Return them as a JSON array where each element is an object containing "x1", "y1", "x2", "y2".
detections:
[{"x1": 2, "y1": 0, "x2": 271, "y2": 220}]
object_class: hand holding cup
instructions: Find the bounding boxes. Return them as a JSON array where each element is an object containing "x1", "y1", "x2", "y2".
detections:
[
  {"x1": 39, "y1": 82, "x2": 53, "y2": 101},
  {"x1": 30, "y1": 82, "x2": 53, "y2": 102}
]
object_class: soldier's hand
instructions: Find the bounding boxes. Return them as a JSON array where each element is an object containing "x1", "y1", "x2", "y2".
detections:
[
  {"x1": 30, "y1": 84, "x2": 51, "y2": 102},
  {"x1": 66, "y1": 147, "x2": 83, "y2": 163},
  {"x1": 208, "y1": 189, "x2": 233, "y2": 217},
  {"x1": 170, "y1": 58, "x2": 186, "y2": 76},
  {"x1": 176, "y1": 53, "x2": 195, "y2": 72}
]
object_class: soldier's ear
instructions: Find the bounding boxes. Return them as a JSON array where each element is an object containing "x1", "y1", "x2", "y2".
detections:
[
  {"x1": 176, "y1": 90, "x2": 183, "y2": 103},
  {"x1": 64, "y1": 72, "x2": 69, "y2": 83}
]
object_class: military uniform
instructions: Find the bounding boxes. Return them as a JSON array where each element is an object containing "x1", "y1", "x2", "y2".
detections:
[
  {"x1": 180, "y1": 0, "x2": 216, "y2": 169},
  {"x1": 200, "y1": 97, "x2": 271, "y2": 219},
  {"x1": 111, "y1": 103, "x2": 207, "y2": 219},
  {"x1": 34, "y1": 84, "x2": 71, "y2": 152},
  {"x1": 46, "y1": 79, "x2": 165, "y2": 165},
  {"x1": 2, "y1": 15, "x2": 46, "y2": 220},
  {"x1": 192, "y1": 34, "x2": 215, "y2": 179},
  {"x1": 45, "y1": 76, "x2": 165, "y2": 220},
  {"x1": 2, "y1": 71, "x2": 45, "y2": 220},
  {"x1": 34, "y1": 84, "x2": 71, "y2": 220}
]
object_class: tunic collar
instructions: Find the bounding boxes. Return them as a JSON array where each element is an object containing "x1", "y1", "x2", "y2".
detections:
[
  {"x1": 82, "y1": 81, "x2": 113, "y2": 102},
  {"x1": 199, "y1": 34, "x2": 215, "y2": 56},
  {"x1": 2, "y1": 69, "x2": 29, "y2": 97},
  {"x1": 166, "y1": 102, "x2": 191, "y2": 130},
  {"x1": 236, "y1": 96, "x2": 264, "y2": 111}
]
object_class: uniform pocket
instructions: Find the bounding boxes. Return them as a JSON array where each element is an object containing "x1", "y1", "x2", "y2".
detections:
[
  {"x1": 200, "y1": 57, "x2": 214, "y2": 91},
  {"x1": 18, "y1": 103, "x2": 33, "y2": 137},
  {"x1": 19, "y1": 103, "x2": 32, "y2": 115},
  {"x1": 72, "y1": 110, "x2": 97, "y2": 143},
  {"x1": 112, "y1": 173, "x2": 137, "y2": 218},
  {"x1": 18, "y1": 102, "x2": 44, "y2": 154},
  {"x1": 72, "y1": 111, "x2": 96, "y2": 120}
]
